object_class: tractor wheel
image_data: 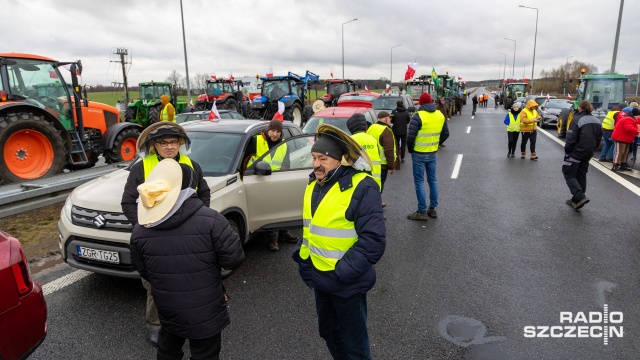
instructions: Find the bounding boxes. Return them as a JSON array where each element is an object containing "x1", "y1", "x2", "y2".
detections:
[
  {"x1": 303, "y1": 105, "x2": 314, "y2": 125},
  {"x1": 245, "y1": 107, "x2": 258, "y2": 119},
  {"x1": 124, "y1": 107, "x2": 136, "y2": 122},
  {"x1": 219, "y1": 99, "x2": 239, "y2": 112},
  {"x1": 148, "y1": 106, "x2": 161, "y2": 124},
  {"x1": 104, "y1": 127, "x2": 140, "y2": 163},
  {"x1": 284, "y1": 104, "x2": 303, "y2": 127},
  {"x1": 0, "y1": 112, "x2": 66, "y2": 183},
  {"x1": 194, "y1": 102, "x2": 206, "y2": 111}
]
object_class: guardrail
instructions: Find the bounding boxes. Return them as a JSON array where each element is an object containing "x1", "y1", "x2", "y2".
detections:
[{"x1": 0, "y1": 163, "x2": 131, "y2": 218}]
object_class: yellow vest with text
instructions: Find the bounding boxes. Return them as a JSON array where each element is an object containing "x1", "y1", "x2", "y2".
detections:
[
  {"x1": 519, "y1": 108, "x2": 538, "y2": 132},
  {"x1": 367, "y1": 123, "x2": 396, "y2": 165},
  {"x1": 414, "y1": 110, "x2": 446, "y2": 153},
  {"x1": 351, "y1": 132, "x2": 382, "y2": 191},
  {"x1": 160, "y1": 103, "x2": 176, "y2": 122},
  {"x1": 247, "y1": 134, "x2": 287, "y2": 171},
  {"x1": 300, "y1": 172, "x2": 369, "y2": 271},
  {"x1": 506, "y1": 112, "x2": 521, "y2": 132},
  {"x1": 143, "y1": 154, "x2": 194, "y2": 181},
  {"x1": 602, "y1": 110, "x2": 619, "y2": 131}
]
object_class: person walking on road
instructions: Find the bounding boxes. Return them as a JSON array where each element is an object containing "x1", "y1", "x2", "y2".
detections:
[
  {"x1": 436, "y1": 97, "x2": 451, "y2": 148},
  {"x1": 130, "y1": 159, "x2": 245, "y2": 360},
  {"x1": 292, "y1": 125, "x2": 386, "y2": 360},
  {"x1": 504, "y1": 103, "x2": 521, "y2": 157},
  {"x1": 519, "y1": 99, "x2": 541, "y2": 160},
  {"x1": 391, "y1": 99, "x2": 411, "y2": 163},
  {"x1": 494, "y1": 94, "x2": 499, "y2": 109},
  {"x1": 483, "y1": 93, "x2": 489, "y2": 108},
  {"x1": 160, "y1": 95, "x2": 176, "y2": 123},
  {"x1": 471, "y1": 94, "x2": 478, "y2": 119},
  {"x1": 347, "y1": 113, "x2": 382, "y2": 191},
  {"x1": 563, "y1": 100, "x2": 603, "y2": 210},
  {"x1": 599, "y1": 104, "x2": 623, "y2": 162},
  {"x1": 121, "y1": 122, "x2": 211, "y2": 347},
  {"x1": 406, "y1": 93, "x2": 446, "y2": 220},
  {"x1": 367, "y1": 111, "x2": 396, "y2": 197},
  {"x1": 611, "y1": 108, "x2": 640, "y2": 172}
]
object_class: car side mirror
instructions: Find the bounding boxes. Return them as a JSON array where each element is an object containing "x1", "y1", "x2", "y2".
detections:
[
  {"x1": 255, "y1": 161, "x2": 272, "y2": 176},
  {"x1": 540, "y1": 106, "x2": 545, "y2": 111},
  {"x1": 408, "y1": 106, "x2": 416, "y2": 112}
]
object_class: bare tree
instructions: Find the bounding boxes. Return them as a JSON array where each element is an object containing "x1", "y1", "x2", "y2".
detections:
[
  {"x1": 194, "y1": 73, "x2": 209, "y2": 94},
  {"x1": 166, "y1": 70, "x2": 183, "y2": 88}
]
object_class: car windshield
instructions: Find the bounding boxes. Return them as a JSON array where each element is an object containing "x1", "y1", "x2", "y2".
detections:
[
  {"x1": 262, "y1": 80, "x2": 289, "y2": 99},
  {"x1": 327, "y1": 83, "x2": 349, "y2": 97},
  {"x1": 512, "y1": 84, "x2": 526, "y2": 93},
  {"x1": 516, "y1": 97, "x2": 525, "y2": 102},
  {"x1": 339, "y1": 94, "x2": 377, "y2": 103},
  {"x1": 584, "y1": 79, "x2": 625, "y2": 106},
  {"x1": 206, "y1": 82, "x2": 233, "y2": 96},
  {"x1": 187, "y1": 131, "x2": 243, "y2": 176},
  {"x1": 372, "y1": 97, "x2": 400, "y2": 111},
  {"x1": 175, "y1": 112, "x2": 235, "y2": 123},
  {"x1": 545, "y1": 101, "x2": 571, "y2": 109},
  {"x1": 140, "y1": 84, "x2": 171, "y2": 100},
  {"x1": 302, "y1": 116, "x2": 351, "y2": 134}
]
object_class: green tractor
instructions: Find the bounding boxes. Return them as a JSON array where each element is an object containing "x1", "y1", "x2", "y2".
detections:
[
  {"x1": 125, "y1": 81, "x2": 187, "y2": 126},
  {"x1": 406, "y1": 75, "x2": 436, "y2": 105}
]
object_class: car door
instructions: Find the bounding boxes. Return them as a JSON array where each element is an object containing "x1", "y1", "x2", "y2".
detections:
[{"x1": 241, "y1": 134, "x2": 315, "y2": 232}]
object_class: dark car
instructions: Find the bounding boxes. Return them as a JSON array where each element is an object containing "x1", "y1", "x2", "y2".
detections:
[
  {"x1": 539, "y1": 99, "x2": 573, "y2": 128},
  {"x1": 524, "y1": 95, "x2": 556, "y2": 107},
  {"x1": 0, "y1": 230, "x2": 47, "y2": 360},
  {"x1": 302, "y1": 107, "x2": 377, "y2": 134},
  {"x1": 175, "y1": 109, "x2": 247, "y2": 123},
  {"x1": 371, "y1": 94, "x2": 415, "y2": 116}
]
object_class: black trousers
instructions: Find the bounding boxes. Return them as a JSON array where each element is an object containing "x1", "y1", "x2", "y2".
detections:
[
  {"x1": 395, "y1": 134, "x2": 407, "y2": 159},
  {"x1": 157, "y1": 328, "x2": 221, "y2": 360},
  {"x1": 507, "y1": 132, "x2": 520, "y2": 154},
  {"x1": 520, "y1": 131, "x2": 537, "y2": 153},
  {"x1": 562, "y1": 159, "x2": 589, "y2": 202}
]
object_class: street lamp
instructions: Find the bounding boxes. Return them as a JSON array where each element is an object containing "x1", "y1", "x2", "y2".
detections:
[
  {"x1": 342, "y1": 18, "x2": 358, "y2": 79},
  {"x1": 611, "y1": 0, "x2": 624, "y2": 73},
  {"x1": 523, "y1": 62, "x2": 528, "y2": 78},
  {"x1": 504, "y1": 38, "x2": 516, "y2": 78},
  {"x1": 390, "y1": 44, "x2": 402, "y2": 83},
  {"x1": 498, "y1": 52, "x2": 507, "y2": 80},
  {"x1": 180, "y1": 0, "x2": 191, "y2": 102},
  {"x1": 519, "y1": 5, "x2": 538, "y2": 93},
  {"x1": 497, "y1": 61, "x2": 502, "y2": 83}
]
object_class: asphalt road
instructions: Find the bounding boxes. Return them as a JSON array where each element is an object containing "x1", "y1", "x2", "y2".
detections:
[{"x1": 30, "y1": 90, "x2": 640, "y2": 359}]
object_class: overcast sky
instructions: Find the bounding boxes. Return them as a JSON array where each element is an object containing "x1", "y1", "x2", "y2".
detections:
[{"x1": 4, "y1": 0, "x2": 640, "y2": 87}]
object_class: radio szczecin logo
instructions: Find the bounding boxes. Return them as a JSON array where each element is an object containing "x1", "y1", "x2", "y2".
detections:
[{"x1": 524, "y1": 305, "x2": 623, "y2": 345}]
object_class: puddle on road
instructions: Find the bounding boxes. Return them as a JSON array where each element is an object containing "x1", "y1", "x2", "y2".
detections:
[{"x1": 439, "y1": 315, "x2": 510, "y2": 359}]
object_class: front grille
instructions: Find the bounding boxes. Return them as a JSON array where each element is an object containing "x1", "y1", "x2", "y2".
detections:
[
  {"x1": 71, "y1": 205, "x2": 133, "y2": 232},
  {"x1": 104, "y1": 110, "x2": 118, "y2": 128}
]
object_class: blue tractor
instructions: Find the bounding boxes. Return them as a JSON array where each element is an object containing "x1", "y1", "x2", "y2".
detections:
[{"x1": 250, "y1": 71, "x2": 319, "y2": 127}]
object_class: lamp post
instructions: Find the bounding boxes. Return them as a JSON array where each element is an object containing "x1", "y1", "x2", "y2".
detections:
[
  {"x1": 180, "y1": 0, "x2": 191, "y2": 102},
  {"x1": 611, "y1": 0, "x2": 624, "y2": 73},
  {"x1": 390, "y1": 44, "x2": 402, "y2": 83},
  {"x1": 564, "y1": 56, "x2": 573, "y2": 95},
  {"x1": 498, "y1": 52, "x2": 507, "y2": 80},
  {"x1": 504, "y1": 38, "x2": 516, "y2": 78},
  {"x1": 523, "y1": 62, "x2": 528, "y2": 79},
  {"x1": 497, "y1": 61, "x2": 502, "y2": 84},
  {"x1": 342, "y1": 18, "x2": 358, "y2": 79},
  {"x1": 519, "y1": 5, "x2": 538, "y2": 93}
]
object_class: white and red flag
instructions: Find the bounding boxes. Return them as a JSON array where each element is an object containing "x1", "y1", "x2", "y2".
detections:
[
  {"x1": 364, "y1": 85, "x2": 369, "y2": 92},
  {"x1": 385, "y1": 84, "x2": 390, "y2": 93},
  {"x1": 404, "y1": 62, "x2": 417, "y2": 81},
  {"x1": 62, "y1": 64, "x2": 81, "y2": 76},
  {"x1": 208, "y1": 100, "x2": 221, "y2": 121},
  {"x1": 458, "y1": 76, "x2": 462, "y2": 81},
  {"x1": 228, "y1": 71, "x2": 234, "y2": 82},
  {"x1": 546, "y1": 93, "x2": 550, "y2": 101},
  {"x1": 272, "y1": 101, "x2": 285, "y2": 121},
  {"x1": 266, "y1": 67, "x2": 273, "y2": 77},
  {"x1": 210, "y1": 72, "x2": 217, "y2": 80},
  {"x1": 567, "y1": 93, "x2": 573, "y2": 100}
]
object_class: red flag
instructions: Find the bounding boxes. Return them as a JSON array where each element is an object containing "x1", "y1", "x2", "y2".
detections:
[
  {"x1": 272, "y1": 101, "x2": 285, "y2": 121},
  {"x1": 210, "y1": 72, "x2": 217, "y2": 80},
  {"x1": 404, "y1": 62, "x2": 417, "y2": 81},
  {"x1": 330, "y1": 69, "x2": 334, "y2": 78},
  {"x1": 228, "y1": 71, "x2": 234, "y2": 82},
  {"x1": 457, "y1": 76, "x2": 462, "y2": 81},
  {"x1": 266, "y1": 67, "x2": 273, "y2": 77},
  {"x1": 208, "y1": 100, "x2": 221, "y2": 121},
  {"x1": 567, "y1": 93, "x2": 573, "y2": 100},
  {"x1": 385, "y1": 84, "x2": 390, "y2": 93}
]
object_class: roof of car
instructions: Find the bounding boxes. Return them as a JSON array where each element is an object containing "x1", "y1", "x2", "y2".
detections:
[
  {"x1": 339, "y1": 91, "x2": 382, "y2": 98},
  {"x1": 178, "y1": 110, "x2": 235, "y2": 116},
  {"x1": 181, "y1": 119, "x2": 295, "y2": 134},
  {"x1": 312, "y1": 106, "x2": 369, "y2": 118}
]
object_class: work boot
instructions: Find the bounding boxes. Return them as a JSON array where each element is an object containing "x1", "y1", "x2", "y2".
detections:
[
  {"x1": 269, "y1": 233, "x2": 279, "y2": 251},
  {"x1": 620, "y1": 163, "x2": 633, "y2": 171},
  {"x1": 279, "y1": 230, "x2": 299, "y2": 243},
  {"x1": 611, "y1": 164, "x2": 621, "y2": 172},
  {"x1": 407, "y1": 211, "x2": 429, "y2": 221},
  {"x1": 148, "y1": 328, "x2": 160, "y2": 347},
  {"x1": 427, "y1": 208, "x2": 437, "y2": 218},
  {"x1": 565, "y1": 199, "x2": 575, "y2": 207},
  {"x1": 573, "y1": 197, "x2": 590, "y2": 210},
  {"x1": 521, "y1": 152, "x2": 526, "y2": 159},
  {"x1": 382, "y1": 202, "x2": 387, "y2": 208},
  {"x1": 530, "y1": 152, "x2": 538, "y2": 160}
]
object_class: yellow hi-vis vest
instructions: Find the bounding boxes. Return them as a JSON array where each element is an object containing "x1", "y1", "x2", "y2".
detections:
[
  {"x1": 143, "y1": 154, "x2": 194, "y2": 179},
  {"x1": 160, "y1": 103, "x2": 176, "y2": 122},
  {"x1": 246, "y1": 134, "x2": 287, "y2": 170},
  {"x1": 300, "y1": 172, "x2": 369, "y2": 271},
  {"x1": 506, "y1": 112, "x2": 521, "y2": 132},
  {"x1": 602, "y1": 110, "x2": 619, "y2": 131},
  {"x1": 414, "y1": 110, "x2": 445, "y2": 153},
  {"x1": 367, "y1": 123, "x2": 396, "y2": 165},
  {"x1": 351, "y1": 132, "x2": 382, "y2": 191},
  {"x1": 519, "y1": 108, "x2": 538, "y2": 132}
]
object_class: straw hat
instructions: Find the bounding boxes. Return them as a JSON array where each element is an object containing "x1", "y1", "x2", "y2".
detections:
[
  {"x1": 137, "y1": 159, "x2": 182, "y2": 226},
  {"x1": 137, "y1": 122, "x2": 190, "y2": 155}
]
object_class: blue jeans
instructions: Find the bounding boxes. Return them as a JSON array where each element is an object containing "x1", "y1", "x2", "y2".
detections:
[
  {"x1": 315, "y1": 291, "x2": 371, "y2": 360},
  {"x1": 600, "y1": 131, "x2": 614, "y2": 161},
  {"x1": 411, "y1": 152, "x2": 438, "y2": 212}
]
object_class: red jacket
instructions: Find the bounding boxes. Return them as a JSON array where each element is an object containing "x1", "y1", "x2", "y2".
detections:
[{"x1": 611, "y1": 114, "x2": 639, "y2": 143}]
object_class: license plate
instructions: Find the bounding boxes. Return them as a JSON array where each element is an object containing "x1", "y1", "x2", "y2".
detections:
[{"x1": 76, "y1": 246, "x2": 120, "y2": 264}]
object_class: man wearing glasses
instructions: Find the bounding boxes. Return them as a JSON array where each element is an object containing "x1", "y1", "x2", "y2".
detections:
[{"x1": 121, "y1": 122, "x2": 210, "y2": 347}]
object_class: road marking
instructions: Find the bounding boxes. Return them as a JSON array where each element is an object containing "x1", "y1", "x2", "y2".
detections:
[
  {"x1": 42, "y1": 270, "x2": 91, "y2": 297},
  {"x1": 466, "y1": 126, "x2": 471, "y2": 133},
  {"x1": 537, "y1": 127, "x2": 640, "y2": 197},
  {"x1": 451, "y1": 154, "x2": 463, "y2": 179}
]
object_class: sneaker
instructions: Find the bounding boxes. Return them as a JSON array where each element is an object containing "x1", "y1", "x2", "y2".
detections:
[
  {"x1": 521, "y1": 152, "x2": 526, "y2": 159},
  {"x1": 573, "y1": 197, "x2": 590, "y2": 210},
  {"x1": 510, "y1": 153, "x2": 515, "y2": 158},
  {"x1": 471, "y1": 116, "x2": 475, "y2": 119},
  {"x1": 612, "y1": 164, "x2": 621, "y2": 172},
  {"x1": 407, "y1": 211, "x2": 429, "y2": 221},
  {"x1": 507, "y1": 152, "x2": 511, "y2": 157},
  {"x1": 427, "y1": 208, "x2": 437, "y2": 218},
  {"x1": 565, "y1": 199, "x2": 576, "y2": 207},
  {"x1": 530, "y1": 152, "x2": 538, "y2": 160},
  {"x1": 269, "y1": 241, "x2": 279, "y2": 251},
  {"x1": 440, "y1": 144, "x2": 446, "y2": 148}
]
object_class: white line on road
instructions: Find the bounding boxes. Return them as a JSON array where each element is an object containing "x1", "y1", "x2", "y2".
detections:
[
  {"x1": 451, "y1": 154, "x2": 463, "y2": 179},
  {"x1": 42, "y1": 270, "x2": 91, "y2": 297},
  {"x1": 466, "y1": 126, "x2": 471, "y2": 133},
  {"x1": 537, "y1": 127, "x2": 640, "y2": 197}
]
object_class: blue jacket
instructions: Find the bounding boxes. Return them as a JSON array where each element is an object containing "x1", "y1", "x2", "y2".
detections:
[
  {"x1": 407, "y1": 103, "x2": 446, "y2": 154},
  {"x1": 291, "y1": 166, "x2": 386, "y2": 298}
]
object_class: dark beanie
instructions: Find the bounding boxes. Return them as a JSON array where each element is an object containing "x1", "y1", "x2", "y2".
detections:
[
  {"x1": 419, "y1": 92, "x2": 432, "y2": 105},
  {"x1": 346, "y1": 113, "x2": 367, "y2": 134},
  {"x1": 632, "y1": 108, "x2": 640, "y2": 117},
  {"x1": 311, "y1": 135, "x2": 346, "y2": 160},
  {"x1": 268, "y1": 119, "x2": 283, "y2": 132}
]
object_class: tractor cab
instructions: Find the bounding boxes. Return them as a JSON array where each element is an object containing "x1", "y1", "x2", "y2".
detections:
[
  {"x1": 251, "y1": 71, "x2": 319, "y2": 126},
  {"x1": 322, "y1": 79, "x2": 358, "y2": 107},
  {"x1": 126, "y1": 81, "x2": 181, "y2": 126},
  {"x1": 576, "y1": 73, "x2": 627, "y2": 112},
  {"x1": 406, "y1": 76, "x2": 435, "y2": 104}
]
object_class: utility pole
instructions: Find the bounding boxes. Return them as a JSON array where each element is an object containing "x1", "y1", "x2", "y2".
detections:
[
  {"x1": 115, "y1": 48, "x2": 130, "y2": 103},
  {"x1": 180, "y1": 0, "x2": 191, "y2": 103},
  {"x1": 611, "y1": 0, "x2": 624, "y2": 73}
]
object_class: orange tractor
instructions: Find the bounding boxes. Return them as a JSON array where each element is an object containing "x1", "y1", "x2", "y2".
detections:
[{"x1": 0, "y1": 53, "x2": 141, "y2": 184}]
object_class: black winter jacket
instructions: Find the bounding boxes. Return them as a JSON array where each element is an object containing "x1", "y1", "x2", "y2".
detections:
[
  {"x1": 130, "y1": 196, "x2": 244, "y2": 339},
  {"x1": 121, "y1": 155, "x2": 210, "y2": 225},
  {"x1": 564, "y1": 110, "x2": 603, "y2": 161},
  {"x1": 391, "y1": 106, "x2": 411, "y2": 136},
  {"x1": 291, "y1": 166, "x2": 386, "y2": 298}
]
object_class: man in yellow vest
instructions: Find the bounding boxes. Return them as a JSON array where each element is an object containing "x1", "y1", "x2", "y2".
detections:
[
  {"x1": 243, "y1": 119, "x2": 296, "y2": 251},
  {"x1": 503, "y1": 103, "x2": 521, "y2": 157},
  {"x1": 519, "y1": 99, "x2": 541, "y2": 160},
  {"x1": 121, "y1": 122, "x2": 210, "y2": 347},
  {"x1": 598, "y1": 104, "x2": 624, "y2": 162},
  {"x1": 160, "y1": 95, "x2": 176, "y2": 122},
  {"x1": 367, "y1": 111, "x2": 396, "y2": 207},
  {"x1": 406, "y1": 92, "x2": 445, "y2": 220},
  {"x1": 346, "y1": 113, "x2": 382, "y2": 191},
  {"x1": 292, "y1": 125, "x2": 385, "y2": 360}
]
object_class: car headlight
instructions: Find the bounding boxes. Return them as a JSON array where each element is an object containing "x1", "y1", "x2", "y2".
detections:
[{"x1": 62, "y1": 196, "x2": 73, "y2": 221}]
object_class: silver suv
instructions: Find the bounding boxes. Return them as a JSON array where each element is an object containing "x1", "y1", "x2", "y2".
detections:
[{"x1": 58, "y1": 120, "x2": 315, "y2": 278}]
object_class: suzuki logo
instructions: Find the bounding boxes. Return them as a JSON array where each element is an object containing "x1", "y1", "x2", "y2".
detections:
[{"x1": 93, "y1": 214, "x2": 106, "y2": 228}]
